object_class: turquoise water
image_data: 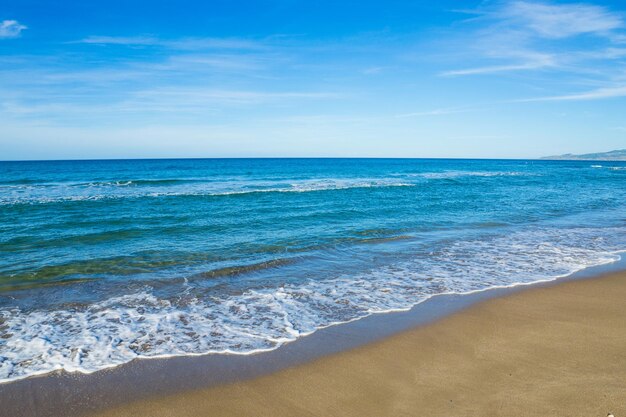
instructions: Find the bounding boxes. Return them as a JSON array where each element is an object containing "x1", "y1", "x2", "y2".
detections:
[{"x1": 0, "y1": 158, "x2": 625, "y2": 381}]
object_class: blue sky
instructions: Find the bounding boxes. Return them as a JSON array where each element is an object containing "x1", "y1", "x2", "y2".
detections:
[{"x1": 1, "y1": 0, "x2": 625, "y2": 160}]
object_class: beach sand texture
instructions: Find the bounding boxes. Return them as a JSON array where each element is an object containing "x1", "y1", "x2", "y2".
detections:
[{"x1": 93, "y1": 270, "x2": 626, "y2": 417}]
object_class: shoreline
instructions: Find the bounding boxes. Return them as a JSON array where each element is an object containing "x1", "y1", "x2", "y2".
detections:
[
  {"x1": 1, "y1": 256, "x2": 625, "y2": 416},
  {"x1": 96, "y1": 263, "x2": 626, "y2": 417}
]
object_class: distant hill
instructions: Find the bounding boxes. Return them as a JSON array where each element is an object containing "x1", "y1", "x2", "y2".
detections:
[{"x1": 541, "y1": 149, "x2": 626, "y2": 161}]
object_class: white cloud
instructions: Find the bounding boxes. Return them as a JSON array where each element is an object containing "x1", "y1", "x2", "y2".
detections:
[
  {"x1": 442, "y1": 1, "x2": 625, "y2": 77},
  {"x1": 502, "y1": 1, "x2": 623, "y2": 39},
  {"x1": 79, "y1": 36, "x2": 157, "y2": 45},
  {"x1": 0, "y1": 88, "x2": 344, "y2": 120},
  {"x1": 0, "y1": 20, "x2": 27, "y2": 39},
  {"x1": 362, "y1": 66, "x2": 384, "y2": 75},
  {"x1": 520, "y1": 85, "x2": 626, "y2": 101},
  {"x1": 441, "y1": 59, "x2": 554, "y2": 76},
  {"x1": 77, "y1": 35, "x2": 264, "y2": 50},
  {"x1": 575, "y1": 47, "x2": 626, "y2": 60},
  {"x1": 440, "y1": 47, "x2": 558, "y2": 76},
  {"x1": 395, "y1": 107, "x2": 479, "y2": 118},
  {"x1": 162, "y1": 54, "x2": 268, "y2": 71},
  {"x1": 126, "y1": 88, "x2": 342, "y2": 110}
]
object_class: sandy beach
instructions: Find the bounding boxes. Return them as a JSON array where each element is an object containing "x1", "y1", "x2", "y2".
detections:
[
  {"x1": 89, "y1": 269, "x2": 626, "y2": 417},
  {"x1": 4, "y1": 1, "x2": 626, "y2": 415}
]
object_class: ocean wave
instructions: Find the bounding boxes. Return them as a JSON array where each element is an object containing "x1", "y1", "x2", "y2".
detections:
[
  {"x1": 0, "y1": 171, "x2": 543, "y2": 206},
  {"x1": 0, "y1": 225, "x2": 623, "y2": 383},
  {"x1": 399, "y1": 171, "x2": 534, "y2": 179},
  {"x1": 189, "y1": 258, "x2": 298, "y2": 280},
  {"x1": 0, "y1": 179, "x2": 415, "y2": 206},
  {"x1": 589, "y1": 165, "x2": 626, "y2": 171},
  {"x1": 77, "y1": 178, "x2": 214, "y2": 187}
]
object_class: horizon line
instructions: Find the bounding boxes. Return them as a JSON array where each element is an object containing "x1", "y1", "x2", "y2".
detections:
[{"x1": 0, "y1": 156, "x2": 562, "y2": 163}]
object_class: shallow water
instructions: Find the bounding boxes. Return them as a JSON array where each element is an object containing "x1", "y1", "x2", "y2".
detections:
[{"x1": 0, "y1": 158, "x2": 625, "y2": 381}]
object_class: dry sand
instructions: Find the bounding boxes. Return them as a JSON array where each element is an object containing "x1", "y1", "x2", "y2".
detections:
[{"x1": 94, "y1": 271, "x2": 626, "y2": 417}]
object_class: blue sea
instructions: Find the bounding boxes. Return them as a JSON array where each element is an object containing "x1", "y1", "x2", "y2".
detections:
[{"x1": 0, "y1": 158, "x2": 625, "y2": 382}]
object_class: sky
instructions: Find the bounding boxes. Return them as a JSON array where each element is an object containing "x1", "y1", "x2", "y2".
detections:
[{"x1": 1, "y1": 0, "x2": 625, "y2": 160}]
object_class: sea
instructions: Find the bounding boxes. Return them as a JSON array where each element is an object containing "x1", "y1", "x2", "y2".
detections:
[{"x1": 0, "y1": 158, "x2": 625, "y2": 382}]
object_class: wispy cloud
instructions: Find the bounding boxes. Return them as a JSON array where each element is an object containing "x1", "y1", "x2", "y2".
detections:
[
  {"x1": 160, "y1": 53, "x2": 272, "y2": 72},
  {"x1": 441, "y1": 1, "x2": 625, "y2": 77},
  {"x1": 395, "y1": 106, "x2": 481, "y2": 118},
  {"x1": 0, "y1": 20, "x2": 27, "y2": 39},
  {"x1": 519, "y1": 85, "x2": 626, "y2": 101},
  {"x1": 0, "y1": 87, "x2": 344, "y2": 121},
  {"x1": 78, "y1": 36, "x2": 157, "y2": 45},
  {"x1": 502, "y1": 1, "x2": 623, "y2": 39},
  {"x1": 361, "y1": 66, "x2": 384, "y2": 75},
  {"x1": 0, "y1": 51, "x2": 276, "y2": 88},
  {"x1": 126, "y1": 88, "x2": 342, "y2": 108},
  {"x1": 441, "y1": 57, "x2": 555, "y2": 76},
  {"x1": 77, "y1": 35, "x2": 265, "y2": 50},
  {"x1": 1, "y1": 28, "x2": 363, "y2": 124},
  {"x1": 574, "y1": 47, "x2": 626, "y2": 60}
]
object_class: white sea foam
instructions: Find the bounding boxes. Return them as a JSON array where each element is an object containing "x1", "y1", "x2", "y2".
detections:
[
  {"x1": 0, "y1": 226, "x2": 623, "y2": 383},
  {"x1": 0, "y1": 170, "x2": 542, "y2": 206},
  {"x1": 0, "y1": 178, "x2": 415, "y2": 206},
  {"x1": 589, "y1": 165, "x2": 626, "y2": 171},
  {"x1": 416, "y1": 171, "x2": 532, "y2": 179}
]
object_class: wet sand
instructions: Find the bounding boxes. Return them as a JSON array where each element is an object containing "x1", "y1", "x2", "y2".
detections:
[{"x1": 92, "y1": 270, "x2": 626, "y2": 417}]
